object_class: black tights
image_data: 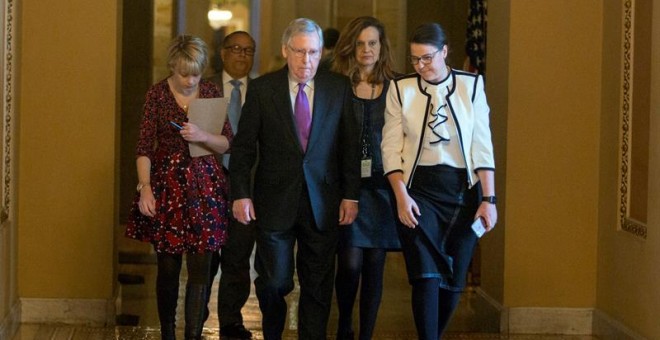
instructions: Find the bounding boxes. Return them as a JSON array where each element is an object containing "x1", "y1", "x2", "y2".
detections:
[
  {"x1": 335, "y1": 246, "x2": 387, "y2": 340},
  {"x1": 411, "y1": 278, "x2": 462, "y2": 340},
  {"x1": 156, "y1": 253, "x2": 211, "y2": 339}
]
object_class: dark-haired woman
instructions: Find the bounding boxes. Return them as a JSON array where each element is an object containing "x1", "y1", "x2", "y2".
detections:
[
  {"x1": 381, "y1": 23, "x2": 497, "y2": 339},
  {"x1": 331, "y1": 16, "x2": 400, "y2": 340}
]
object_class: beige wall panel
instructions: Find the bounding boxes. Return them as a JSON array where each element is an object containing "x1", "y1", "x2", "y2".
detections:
[
  {"x1": 153, "y1": 0, "x2": 173, "y2": 83},
  {"x1": 374, "y1": 0, "x2": 407, "y2": 74},
  {"x1": 597, "y1": 0, "x2": 660, "y2": 338},
  {"x1": 628, "y1": 0, "x2": 651, "y2": 222},
  {"x1": 480, "y1": 0, "x2": 510, "y2": 305},
  {"x1": 297, "y1": 0, "x2": 332, "y2": 29},
  {"x1": 258, "y1": 0, "x2": 332, "y2": 75},
  {"x1": 18, "y1": 0, "x2": 117, "y2": 298},
  {"x1": 8, "y1": 0, "x2": 660, "y2": 336},
  {"x1": 184, "y1": 1, "x2": 215, "y2": 53},
  {"x1": 504, "y1": 0, "x2": 600, "y2": 307},
  {"x1": 336, "y1": 0, "x2": 372, "y2": 29},
  {"x1": 645, "y1": 1, "x2": 660, "y2": 336},
  {"x1": 262, "y1": 0, "x2": 295, "y2": 74}
]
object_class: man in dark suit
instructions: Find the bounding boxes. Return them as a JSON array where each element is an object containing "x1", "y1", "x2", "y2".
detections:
[
  {"x1": 230, "y1": 18, "x2": 361, "y2": 340},
  {"x1": 205, "y1": 31, "x2": 256, "y2": 339}
]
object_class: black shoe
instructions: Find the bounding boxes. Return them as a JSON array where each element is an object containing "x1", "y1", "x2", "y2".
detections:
[
  {"x1": 220, "y1": 323, "x2": 252, "y2": 339},
  {"x1": 336, "y1": 330, "x2": 354, "y2": 340}
]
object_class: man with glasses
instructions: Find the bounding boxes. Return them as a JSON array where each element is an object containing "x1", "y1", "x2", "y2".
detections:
[
  {"x1": 205, "y1": 30, "x2": 256, "y2": 340},
  {"x1": 229, "y1": 18, "x2": 360, "y2": 340}
]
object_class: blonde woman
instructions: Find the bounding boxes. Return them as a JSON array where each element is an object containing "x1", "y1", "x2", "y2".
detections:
[{"x1": 125, "y1": 35, "x2": 232, "y2": 340}]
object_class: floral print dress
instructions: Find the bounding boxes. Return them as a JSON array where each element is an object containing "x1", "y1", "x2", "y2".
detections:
[{"x1": 125, "y1": 79, "x2": 232, "y2": 254}]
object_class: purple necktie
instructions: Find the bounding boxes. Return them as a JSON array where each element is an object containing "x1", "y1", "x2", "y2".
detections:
[{"x1": 294, "y1": 83, "x2": 311, "y2": 152}]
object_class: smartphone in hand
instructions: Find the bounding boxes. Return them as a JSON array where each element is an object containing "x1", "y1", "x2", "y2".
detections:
[{"x1": 471, "y1": 217, "x2": 487, "y2": 238}]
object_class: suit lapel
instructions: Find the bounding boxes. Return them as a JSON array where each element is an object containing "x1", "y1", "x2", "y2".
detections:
[{"x1": 306, "y1": 73, "x2": 329, "y2": 154}]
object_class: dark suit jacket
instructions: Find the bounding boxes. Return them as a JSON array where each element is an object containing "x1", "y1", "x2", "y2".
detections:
[
  {"x1": 230, "y1": 66, "x2": 360, "y2": 231},
  {"x1": 207, "y1": 72, "x2": 226, "y2": 95}
]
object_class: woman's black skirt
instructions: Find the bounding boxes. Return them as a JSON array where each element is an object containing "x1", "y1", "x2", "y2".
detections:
[{"x1": 397, "y1": 164, "x2": 481, "y2": 292}]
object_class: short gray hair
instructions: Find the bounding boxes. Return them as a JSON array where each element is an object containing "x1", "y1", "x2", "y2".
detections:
[{"x1": 281, "y1": 18, "x2": 323, "y2": 48}]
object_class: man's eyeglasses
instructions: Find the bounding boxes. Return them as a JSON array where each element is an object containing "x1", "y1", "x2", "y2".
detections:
[
  {"x1": 224, "y1": 45, "x2": 255, "y2": 56},
  {"x1": 409, "y1": 49, "x2": 440, "y2": 66},
  {"x1": 287, "y1": 45, "x2": 320, "y2": 59}
]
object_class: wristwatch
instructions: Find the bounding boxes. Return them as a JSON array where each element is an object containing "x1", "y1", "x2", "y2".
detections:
[
  {"x1": 482, "y1": 196, "x2": 497, "y2": 204},
  {"x1": 136, "y1": 183, "x2": 150, "y2": 193}
]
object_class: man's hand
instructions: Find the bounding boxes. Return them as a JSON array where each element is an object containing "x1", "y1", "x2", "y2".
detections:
[{"x1": 233, "y1": 198, "x2": 256, "y2": 225}]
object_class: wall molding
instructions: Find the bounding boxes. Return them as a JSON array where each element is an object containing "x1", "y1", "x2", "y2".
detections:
[
  {"x1": 503, "y1": 307, "x2": 646, "y2": 337},
  {"x1": 478, "y1": 289, "x2": 593, "y2": 334},
  {"x1": 0, "y1": 300, "x2": 20, "y2": 340},
  {"x1": 1, "y1": 0, "x2": 14, "y2": 224},
  {"x1": 20, "y1": 298, "x2": 114, "y2": 326},
  {"x1": 14, "y1": 291, "x2": 649, "y2": 337},
  {"x1": 593, "y1": 309, "x2": 646, "y2": 340},
  {"x1": 502, "y1": 307, "x2": 593, "y2": 335},
  {"x1": 0, "y1": 1, "x2": 18, "y2": 339},
  {"x1": 617, "y1": 0, "x2": 647, "y2": 239},
  {"x1": 479, "y1": 289, "x2": 643, "y2": 336}
]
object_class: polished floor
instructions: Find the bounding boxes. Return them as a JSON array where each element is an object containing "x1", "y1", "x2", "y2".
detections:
[
  {"x1": 13, "y1": 324, "x2": 598, "y2": 340},
  {"x1": 12, "y1": 232, "x2": 597, "y2": 340}
]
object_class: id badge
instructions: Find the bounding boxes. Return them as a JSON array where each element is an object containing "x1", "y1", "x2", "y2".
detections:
[{"x1": 361, "y1": 159, "x2": 372, "y2": 178}]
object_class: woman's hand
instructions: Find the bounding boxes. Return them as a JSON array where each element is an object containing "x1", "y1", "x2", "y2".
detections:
[
  {"x1": 475, "y1": 170, "x2": 497, "y2": 233},
  {"x1": 475, "y1": 202, "x2": 497, "y2": 232},
  {"x1": 386, "y1": 172, "x2": 420, "y2": 229},
  {"x1": 180, "y1": 122, "x2": 208, "y2": 143},
  {"x1": 138, "y1": 185, "x2": 157, "y2": 217},
  {"x1": 396, "y1": 191, "x2": 420, "y2": 229},
  {"x1": 338, "y1": 199, "x2": 358, "y2": 225},
  {"x1": 180, "y1": 122, "x2": 230, "y2": 153}
]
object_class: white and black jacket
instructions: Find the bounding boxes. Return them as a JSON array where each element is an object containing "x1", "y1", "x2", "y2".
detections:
[{"x1": 381, "y1": 69, "x2": 495, "y2": 188}]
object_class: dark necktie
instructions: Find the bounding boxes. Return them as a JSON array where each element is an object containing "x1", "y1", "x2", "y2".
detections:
[
  {"x1": 223, "y1": 79, "x2": 242, "y2": 169},
  {"x1": 294, "y1": 83, "x2": 311, "y2": 152}
]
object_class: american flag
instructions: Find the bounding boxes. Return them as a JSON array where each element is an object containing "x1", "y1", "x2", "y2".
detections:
[{"x1": 465, "y1": 0, "x2": 487, "y2": 75}]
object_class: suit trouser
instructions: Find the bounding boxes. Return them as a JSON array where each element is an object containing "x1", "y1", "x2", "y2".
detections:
[
  {"x1": 254, "y1": 190, "x2": 338, "y2": 340},
  {"x1": 208, "y1": 217, "x2": 256, "y2": 327}
]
